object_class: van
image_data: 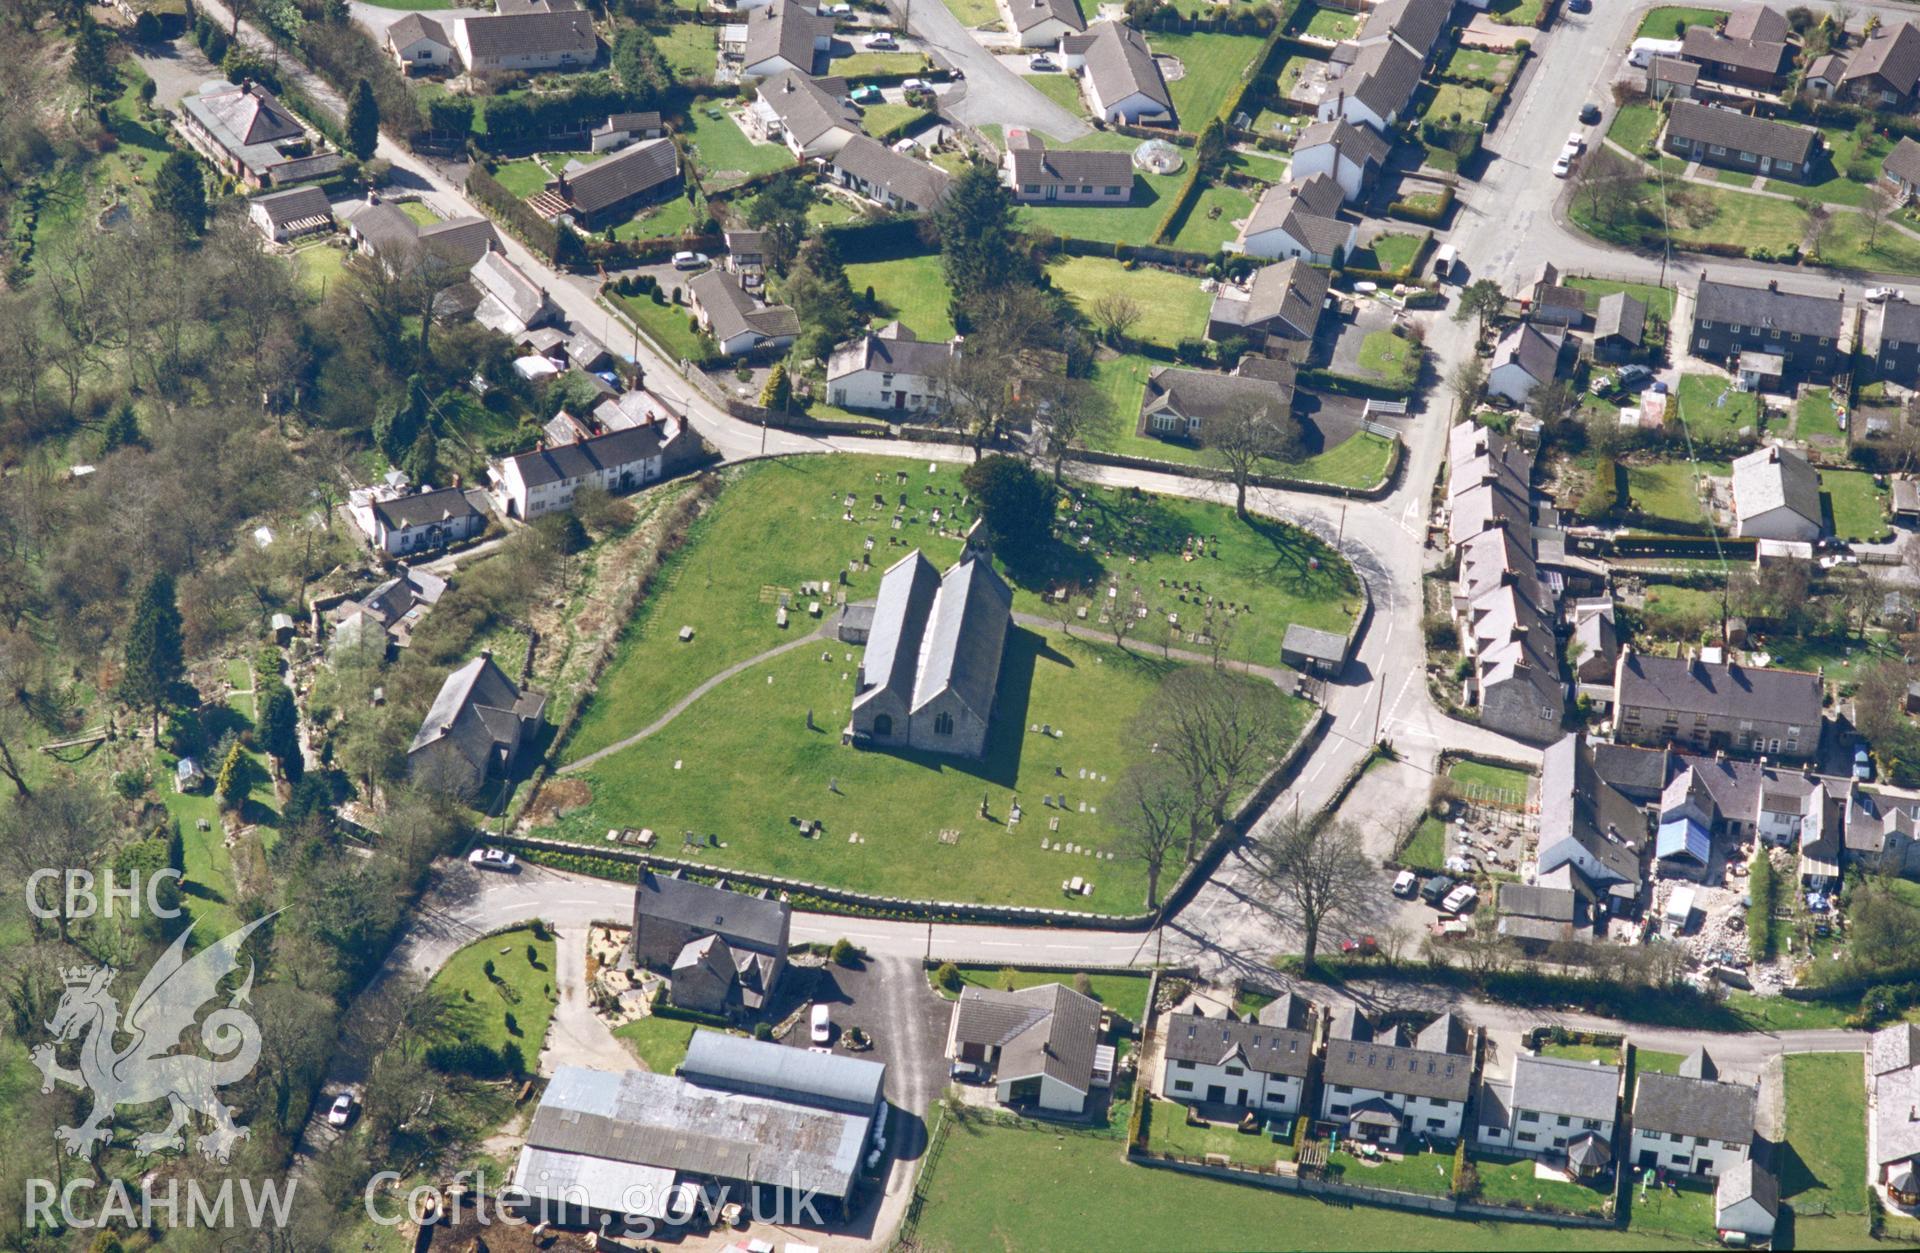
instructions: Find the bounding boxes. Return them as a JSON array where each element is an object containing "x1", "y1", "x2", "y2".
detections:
[{"x1": 1432, "y1": 243, "x2": 1457, "y2": 281}]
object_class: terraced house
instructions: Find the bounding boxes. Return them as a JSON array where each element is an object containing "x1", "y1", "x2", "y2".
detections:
[
  {"x1": 1690, "y1": 274, "x2": 1849, "y2": 383},
  {"x1": 1319, "y1": 1009, "x2": 1473, "y2": 1146},
  {"x1": 1160, "y1": 995, "x2": 1316, "y2": 1116},
  {"x1": 1478, "y1": 1052, "x2": 1620, "y2": 1177},
  {"x1": 1627, "y1": 1048, "x2": 1756, "y2": 1177},
  {"x1": 1613, "y1": 648, "x2": 1825, "y2": 759}
]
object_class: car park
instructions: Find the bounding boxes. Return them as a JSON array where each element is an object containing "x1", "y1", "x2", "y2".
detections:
[
  {"x1": 468, "y1": 847, "x2": 516, "y2": 872},
  {"x1": 1392, "y1": 869, "x2": 1418, "y2": 897},
  {"x1": 810, "y1": 1003, "x2": 832, "y2": 1045}
]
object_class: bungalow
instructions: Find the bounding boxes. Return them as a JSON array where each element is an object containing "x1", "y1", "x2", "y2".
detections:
[
  {"x1": 1690, "y1": 274, "x2": 1847, "y2": 383},
  {"x1": 1317, "y1": 37, "x2": 1423, "y2": 133},
  {"x1": 1002, "y1": 133, "x2": 1133, "y2": 204},
  {"x1": 1159, "y1": 995, "x2": 1315, "y2": 1116},
  {"x1": 1237, "y1": 173, "x2": 1354, "y2": 264},
  {"x1": 1319, "y1": 1009, "x2": 1473, "y2": 1145},
  {"x1": 1648, "y1": 55, "x2": 1700, "y2": 100},
  {"x1": 1006, "y1": 0, "x2": 1083, "y2": 47},
  {"x1": 1136, "y1": 363, "x2": 1293, "y2": 445},
  {"x1": 1080, "y1": 22, "x2": 1173, "y2": 126},
  {"x1": 946, "y1": 983, "x2": 1111, "y2": 1113},
  {"x1": 452, "y1": 8, "x2": 598, "y2": 74},
  {"x1": 1888, "y1": 137, "x2": 1920, "y2": 206},
  {"x1": 1478, "y1": 1053, "x2": 1619, "y2": 1176},
  {"x1": 363, "y1": 485, "x2": 486, "y2": 557},
  {"x1": 1678, "y1": 25, "x2": 1791, "y2": 90},
  {"x1": 689, "y1": 268, "x2": 800, "y2": 356},
  {"x1": 387, "y1": 13, "x2": 455, "y2": 72},
  {"x1": 177, "y1": 80, "x2": 342, "y2": 189},
  {"x1": 247, "y1": 185, "x2": 333, "y2": 243},
  {"x1": 542, "y1": 137, "x2": 681, "y2": 230},
  {"x1": 1730, "y1": 444, "x2": 1823, "y2": 541},
  {"x1": 407, "y1": 654, "x2": 545, "y2": 799},
  {"x1": 1662, "y1": 102, "x2": 1819, "y2": 181},
  {"x1": 1486, "y1": 321, "x2": 1566, "y2": 405},
  {"x1": 1205, "y1": 257, "x2": 1328, "y2": 361},
  {"x1": 347, "y1": 199, "x2": 501, "y2": 276},
  {"x1": 823, "y1": 135, "x2": 951, "y2": 213},
  {"x1": 1628, "y1": 1048, "x2": 1756, "y2": 1177},
  {"x1": 826, "y1": 321, "x2": 958, "y2": 414},
  {"x1": 750, "y1": 71, "x2": 861, "y2": 159},
  {"x1": 487, "y1": 411, "x2": 695, "y2": 520},
  {"x1": 738, "y1": 2, "x2": 832, "y2": 78},
  {"x1": 1288, "y1": 117, "x2": 1389, "y2": 203},
  {"x1": 1875, "y1": 295, "x2": 1920, "y2": 387},
  {"x1": 1813, "y1": 22, "x2": 1920, "y2": 109}
]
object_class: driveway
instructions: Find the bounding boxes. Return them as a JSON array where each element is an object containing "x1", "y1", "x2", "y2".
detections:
[
  {"x1": 890, "y1": 0, "x2": 1089, "y2": 139},
  {"x1": 133, "y1": 36, "x2": 222, "y2": 111}
]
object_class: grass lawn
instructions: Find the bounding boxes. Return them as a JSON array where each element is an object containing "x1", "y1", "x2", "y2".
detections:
[
  {"x1": 940, "y1": 965, "x2": 1150, "y2": 1022},
  {"x1": 1763, "y1": 629, "x2": 1899, "y2": 688},
  {"x1": 1287, "y1": 431, "x2": 1397, "y2": 489},
  {"x1": 1356, "y1": 329, "x2": 1422, "y2": 391},
  {"x1": 1328, "y1": 1145, "x2": 1453, "y2": 1195},
  {"x1": 1228, "y1": 149, "x2": 1290, "y2": 185},
  {"x1": 291, "y1": 240, "x2": 349, "y2": 297},
  {"x1": 834, "y1": 51, "x2": 930, "y2": 79},
  {"x1": 609, "y1": 289, "x2": 709, "y2": 361},
  {"x1": 1538, "y1": 1042, "x2": 1619, "y2": 1065},
  {"x1": 1825, "y1": 468, "x2": 1890, "y2": 541},
  {"x1": 1626, "y1": 459, "x2": 1727, "y2": 527},
  {"x1": 1425, "y1": 83, "x2": 1496, "y2": 129},
  {"x1": 1146, "y1": 1100, "x2": 1291, "y2": 1168},
  {"x1": 1021, "y1": 73, "x2": 1085, "y2": 115},
  {"x1": 652, "y1": 21, "x2": 715, "y2": 79},
  {"x1": 1797, "y1": 386, "x2": 1845, "y2": 441},
  {"x1": 1769, "y1": 126, "x2": 1892, "y2": 206},
  {"x1": 1450, "y1": 759, "x2": 1531, "y2": 808},
  {"x1": 1487, "y1": 0, "x2": 1545, "y2": 25},
  {"x1": 809, "y1": 196, "x2": 865, "y2": 228},
  {"x1": 1402, "y1": 815, "x2": 1447, "y2": 871},
  {"x1": 1640, "y1": 585, "x2": 1729, "y2": 639},
  {"x1": 1275, "y1": 54, "x2": 1320, "y2": 101},
  {"x1": 1781, "y1": 1052, "x2": 1868, "y2": 1216},
  {"x1": 1443, "y1": 47, "x2": 1519, "y2": 86},
  {"x1": 429, "y1": 926, "x2": 558, "y2": 1058},
  {"x1": 356, "y1": 0, "x2": 449, "y2": 8},
  {"x1": 1148, "y1": 32, "x2": 1268, "y2": 128},
  {"x1": 490, "y1": 159, "x2": 550, "y2": 198},
  {"x1": 1571, "y1": 177, "x2": 1808, "y2": 256},
  {"x1": 1623, "y1": 1179, "x2": 1716, "y2": 1241},
  {"x1": 861, "y1": 103, "x2": 933, "y2": 139},
  {"x1": 843, "y1": 252, "x2": 956, "y2": 339},
  {"x1": 1606, "y1": 104, "x2": 1662, "y2": 155},
  {"x1": 684, "y1": 105, "x2": 793, "y2": 189},
  {"x1": 1474, "y1": 1152, "x2": 1611, "y2": 1216},
  {"x1": 609, "y1": 195, "x2": 699, "y2": 241},
  {"x1": 1675, "y1": 374, "x2": 1760, "y2": 443},
  {"x1": 398, "y1": 199, "x2": 443, "y2": 226},
  {"x1": 1048, "y1": 256, "x2": 1212, "y2": 349},
  {"x1": 1637, "y1": 5, "x2": 1728, "y2": 38},
  {"x1": 1170, "y1": 182, "x2": 1257, "y2": 253},
  {"x1": 1011, "y1": 132, "x2": 1183, "y2": 247},
  {"x1": 941, "y1": 0, "x2": 1000, "y2": 25},
  {"x1": 1565, "y1": 276, "x2": 1676, "y2": 322},
  {"x1": 1635, "y1": 1048, "x2": 1687, "y2": 1075},
  {"x1": 1816, "y1": 209, "x2": 1920, "y2": 277},
  {"x1": 613, "y1": 1016, "x2": 713, "y2": 1073},
  {"x1": 1300, "y1": 2, "x2": 1359, "y2": 39},
  {"x1": 913, "y1": 1120, "x2": 1699, "y2": 1251},
  {"x1": 1356, "y1": 233, "x2": 1425, "y2": 276}
]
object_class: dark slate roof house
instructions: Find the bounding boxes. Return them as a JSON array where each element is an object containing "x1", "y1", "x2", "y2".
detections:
[
  {"x1": 549, "y1": 137, "x2": 680, "y2": 227},
  {"x1": 1663, "y1": 101, "x2": 1818, "y2": 178}
]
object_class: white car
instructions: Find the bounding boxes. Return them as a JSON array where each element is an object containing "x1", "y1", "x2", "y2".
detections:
[
  {"x1": 1392, "y1": 869, "x2": 1418, "y2": 897},
  {"x1": 892, "y1": 136, "x2": 917, "y2": 153},
  {"x1": 671, "y1": 250, "x2": 710, "y2": 270},
  {"x1": 1868, "y1": 286, "x2": 1904, "y2": 303},
  {"x1": 810, "y1": 1003, "x2": 832, "y2": 1045},
  {"x1": 863, "y1": 32, "x2": 897, "y2": 48},
  {"x1": 901, "y1": 77, "x2": 929, "y2": 92},
  {"x1": 326, "y1": 1094, "x2": 354, "y2": 1128},
  {"x1": 1552, "y1": 153, "x2": 1574, "y2": 178},
  {"x1": 1441, "y1": 883, "x2": 1479, "y2": 915},
  {"x1": 468, "y1": 847, "x2": 517, "y2": 872}
]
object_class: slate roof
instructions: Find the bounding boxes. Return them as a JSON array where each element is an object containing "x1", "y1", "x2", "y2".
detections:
[
  {"x1": 1083, "y1": 21, "x2": 1170, "y2": 112},
  {"x1": 1244, "y1": 173, "x2": 1349, "y2": 255},
  {"x1": 1887, "y1": 137, "x2": 1920, "y2": 187},
  {"x1": 758, "y1": 70, "x2": 860, "y2": 149},
  {"x1": 830, "y1": 134, "x2": 951, "y2": 209},
  {"x1": 680, "y1": 1030, "x2": 886, "y2": 1113},
  {"x1": 1594, "y1": 291, "x2": 1647, "y2": 345},
  {"x1": 1875, "y1": 1057, "x2": 1920, "y2": 1166},
  {"x1": 827, "y1": 321, "x2": 958, "y2": 381},
  {"x1": 502, "y1": 422, "x2": 678, "y2": 488},
  {"x1": 1498, "y1": 882, "x2": 1577, "y2": 922},
  {"x1": 1007, "y1": 137, "x2": 1134, "y2": 188},
  {"x1": 1717, "y1": 1159, "x2": 1779, "y2": 1221},
  {"x1": 1591, "y1": 741, "x2": 1670, "y2": 798},
  {"x1": 859, "y1": 551, "x2": 943, "y2": 713},
  {"x1": 1666, "y1": 101, "x2": 1815, "y2": 165},
  {"x1": 1616, "y1": 651, "x2": 1823, "y2": 725},
  {"x1": 1162, "y1": 1004, "x2": 1312, "y2": 1077},
  {"x1": 353, "y1": 201, "x2": 502, "y2": 271},
  {"x1": 471, "y1": 247, "x2": 549, "y2": 328},
  {"x1": 743, "y1": 1, "x2": 830, "y2": 71},
  {"x1": 913, "y1": 555, "x2": 1013, "y2": 721},
  {"x1": 1283, "y1": 623, "x2": 1348, "y2": 665},
  {"x1": 458, "y1": 8, "x2": 598, "y2": 62},
  {"x1": 1872, "y1": 1023, "x2": 1920, "y2": 1077},
  {"x1": 1141, "y1": 364, "x2": 1293, "y2": 425},
  {"x1": 1884, "y1": 297, "x2": 1920, "y2": 348},
  {"x1": 1321, "y1": 1021, "x2": 1472, "y2": 1102},
  {"x1": 1650, "y1": 55, "x2": 1700, "y2": 86},
  {"x1": 1696, "y1": 273, "x2": 1846, "y2": 339},
  {"x1": 407, "y1": 654, "x2": 538, "y2": 769},
  {"x1": 188, "y1": 80, "x2": 304, "y2": 148},
  {"x1": 1211, "y1": 257, "x2": 1329, "y2": 339},
  {"x1": 1490, "y1": 321, "x2": 1564, "y2": 385},
  {"x1": 1841, "y1": 22, "x2": 1920, "y2": 94},
  {"x1": 1633, "y1": 1069, "x2": 1755, "y2": 1145},
  {"x1": 1340, "y1": 37, "x2": 1424, "y2": 120},
  {"x1": 1010, "y1": 0, "x2": 1084, "y2": 34},
  {"x1": 559, "y1": 137, "x2": 679, "y2": 215},
  {"x1": 1537, "y1": 733, "x2": 1648, "y2": 888},
  {"x1": 1511, "y1": 1053, "x2": 1620, "y2": 1122},
  {"x1": 950, "y1": 983, "x2": 1103, "y2": 1094},
  {"x1": 373, "y1": 485, "x2": 482, "y2": 532},
  {"x1": 599, "y1": 109, "x2": 663, "y2": 134},
  {"x1": 634, "y1": 868, "x2": 790, "y2": 952},
  {"x1": 1679, "y1": 27, "x2": 1790, "y2": 75},
  {"x1": 1732, "y1": 444, "x2": 1822, "y2": 530},
  {"x1": 251, "y1": 184, "x2": 332, "y2": 230},
  {"x1": 1359, "y1": 0, "x2": 1452, "y2": 55},
  {"x1": 690, "y1": 268, "x2": 801, "y2": 343},
  {"x1": 1724, "y1": 3, "x2": 1789, "y2": 42},
  {"x1": 388, "y1": 12, "x2": 450, "y2": 48}
]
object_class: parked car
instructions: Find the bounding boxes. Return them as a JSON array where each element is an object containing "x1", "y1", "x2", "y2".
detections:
[
  {"x1": 1552, "y1": 153, "x2": 1574, "y2": 178},
  {"x1": 1392, "y1": 869, "x2": 1418, "y2": 897},
  {"x1": 1569, "y1": 0, "x2": 1590, "y2": 12},
  {"x1": 1419, "y1": 874, "x2": 1456, "y2": 905},
  {"x1": 1855, "y1": 745, "x2": 1875, "y2": 781},
  {"x1": 1432, "y1": 243, "x2": 1458, "y2": 281},
  {"x1": 1441, "y1": 883, "x2": 1479, "y2": 915},
  {"x1": 892, "y1": 136, "x2": 917, "y2": 152},
  {"x1": 822, "y1": 2, "x2": 851, "y2": 12},
  {"x1": 1340, "y1": 935, "x2": 1380, "y2": 956},
  {"x1": 901, "y1": 77, "x2": 930, "y2": 92},
  {"x1": 326, "y1": 1094, "x2": 354, "y2": 1128},
  {"x1": 671, "y1": 250, "x2": 710, "y2": 270},
  {"x1": 468, "y1": 847, "x2": 516, "y2": 872},
  {"x1": 810, "y1": 1003, "x2": 832, "y2": 1045},
  {"x1": 1579, "y1": 102, "x2": 1602, "y2": 124},
  {"x1": 1566, "y1": 130, "x2": 1586, "y2": 152},
  {"x1": 1868, "y1": 286, "x2": 1905, "y2": 303},
  {"x1": 1029, "y1": 54, "x2": 1057, "y2": 71},
  {"x1": 863, "y1": 32, "x2": 898, "y2": 48},
  {"x1": 850, "y1": 84, "x2": 884, "y2": 104},
  {"x1": 949, "y1": 1059, "x2": 983, "y2": 1082}
]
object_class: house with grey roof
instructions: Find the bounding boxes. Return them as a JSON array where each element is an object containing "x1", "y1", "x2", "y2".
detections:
[
  {"x1": 247, "y1": 185, "x2": 334, "y2": 243},
  {"x1": 1078, "y1": 21, "x2": 1172, "y2": 125},
  {"x1": 1614, "y1": 647, "x2": 1823, "y2": 760},
  {"x1": 1160, "y1": 994, "x2": 1316, "y2": 1116},
  {"x1": 542, "y1": 137, "x2": 680, "y2": 230},
  {"x1": 328, "y1": 565, "x2": 449, "y2": 654},
  {"x1": 1731, "y1": 444, "x2": 1823, "y2": 541},
  {"x1": 387, "y1": 12, "x2": 454, "y2": 72},
  {"x1": 1477, "y1": 1052, "x2": 1620, "y2": 1175},
  {"x1": 1813, "y1": 21, "x2": 1920, "y2": 108},
  {"x1": 1317, "y1": 37, "x2": 1423, "y2": 133},
  {"x1": 1875, "y1": 295, "x2": 1920, "y2": 387},
  {"x1": 739, "y1": 1, "x2": 832, "y2": 77},
  {"x1": 823, "y1": 135, "x2": 951, "y2": 213},
  {"x1": 1319, "y1": 1010, "x2": 1474, "y2": 1145},
  {"x1": 1649, "y1": 55, "x2": 1700, "y2": 100},
  {"x1": 178, "y1": 80, "x2": 342, "y2": 189},
  {"x1": 1691, "y1": 273, "x2": 1848, "y2": 383},
  {"x1": 407, "y1": 654, "x2": 545, "y2": 798},
  {"x1": 1006, "y1": 0, "x2": 1082, "y2": 46},
  {"x1": 453, "y1": 6, "x2": 598, "y2": 73},
  {"x1": 1679, "y1": 25, "x2": 1791, "y2": 89},
  {"x1": 1534, "y1": 732, "x2": 1649, "y2": 910},
  {"x1": 1571, "y1": 597, "x2": 1619, "y2": 688},
  {"x1": 1716, "y1": 1159, "x2": 1780, "y2": 1241},
  {"x1": 1281, "y1": 624, "x2": 1348, "y2": 676},
  {"x1": 625, "y1": 867, "x2": 790, "y2": 1015},
  {"x1": 1886, "y1": 138, "x2": 1920, "y2": 203},
  {"x1": 1871, "y1": 1023, "x2": 1920, "y2": 1208},
  {"x1": 364, "y1": 485, "x2": 486, "y2": 557},
  {"x1": 1289, "y1": 116, "x2": 1390, "y2": 202},
  {"x1": 946, "y1": 982, "x2": 1111, "y2": 1113},
  {"x1": 827, "y1": 321, "x2": 959, "y2": 415},
  {"x1": 1238, "y1": 173, "x2": 1354, "y2": 264},
  {"x1": 347, "y1": 199, "x2": 503, "y2": 277},
  {"x1": 1593, "y1": 291, "x2": 1649, "y2": 360},
  {"x1": 689, "y1": 268, "x2": 800, "y2": 356},
  {"x1": 1002, "y1": 132, "x2": 1134, "y2": 204},
  {"x1": 1206, "y1": 258, "x2": 1328, "y2": 361},
  {"x1": 1354, "y1": 0, "x2": 1453, "y2": 62},
  {"x1": 1136, "y1": 363, "x2": 1294, "y2": 445},
  {"x1": 487, "y1": 406, "x2": 697, "y2": 519},
  {"x1": 1487, "y1": 321, "x2": 1566, "y2": 405},
  {"x1": 1628, "y1": 1048, "x2": 1756, "y2": 1177},
  {"x1": 1663, "y1": 101, "x2": 1818, "y2": 181},
  {"x1": 750, "y1": 70, "x2": 861, "y2": 159},
  {"x1": 849, "y1": 549, "x2": 1012, "y2": 760},
  {"x1": 470, "y1": 245, "x2": 558, "y2": 337}
]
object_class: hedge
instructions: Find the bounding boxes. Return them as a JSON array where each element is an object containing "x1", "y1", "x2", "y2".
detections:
[
  {"x1": 1576, "y1": 456, "x2": 1619, "y2": 520},
  {"x1": 1387, "y1": 184, "x2": 1456, "y2": 225},
  {"x1": 466, "y1": 162, "x2": 563, "y2": 261}
]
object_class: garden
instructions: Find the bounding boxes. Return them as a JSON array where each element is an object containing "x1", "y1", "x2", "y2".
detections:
[
  {"x1": 1625, "y1": 458, "x2": 1726, "y2": 528},
  {"x1": 1674, "y1": 373, "x2": 1761, "y2": 444},
  {"x1": 1824, "y1": 468, "x2": 1890, "y2": 541},
  {"x1": 844, "y1": 251, "x2": 958, "y2": 339},
  {"x1": 1636, "y1": 5, "x2": 1729, "y2": 38},
  {"x1": 683, "y1": 104, "x2": 794, "y2": 189},
  {"x1": 1780, "y1": 1052, "x2": 1867, "y2": 1219},
  {"x1": 607, "y1": 285, "x2": 711, "y2": 361},
  {"x1": 1147, "y1": 31, "x2": 1269, "y2": 128},
  {"x1": 430, "y1": 926, "x2": 558, "y2": 1063},
  {"x1": 1010, "y1": 132, "x2": 1183, "y2": 247},
  {"x1": 1048, "y1": 256, "x2": 1213, "y2": 350},
  {"x1": 1145, "y1": 1099, "x2": 1293, "y2": 1170}
]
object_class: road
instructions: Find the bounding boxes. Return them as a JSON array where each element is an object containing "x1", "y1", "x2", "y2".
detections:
[{"x1": 886, "y1": 0, "x2": 1091, "y2": 139}]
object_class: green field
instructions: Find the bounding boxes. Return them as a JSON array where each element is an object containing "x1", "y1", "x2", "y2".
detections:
[
  {"x1": 653, "y1": 21, "x2": 716, "y2": 79},
  {"x1": 1171, "y1": 183, "x2": 1257, "y2": 253},
  {"x1": 1401, "y1": 815, "x2": 1446, "y2": 871},
  {"x1": 1767, "y1": 125, "x2": 1892, "y2": 207},
  {"x1": 1048, "y1": 256, "x2": 1212, "y2": 349},
  {"x1": 292, "y1": 240, "x2": 349, "y2": 298},
  {"x1": 1626, "y1": 459, "x2": 1727, "y2": 527},
  {"x1": 1146, "y1": 1099, "x2": 1291, "y2": 1169},
  {"x1": 684, "y1": 105, "x2": 794, "y2": 188},
  {"x1": 609, "y1": 289, "x2": 709, "y2": 361},
  {"x1": 1355, "y1": 330, "x2": 1422, "y2": 391},
  {"x1": 844, "y1": 252, "x2": 957, "y2": 339},
  {"x1": 862, "y1": 103, "x2": 933, "y2": 139},
  {"x1": 1636, "y1": 5, "x2": 1728, "y2": 38},
  {"x1": 1355, "y1": 233, "x2": 1425, "y2": 276},
  {"x1": 489, "y1": 159, "x2": 550, "y2": 198},
  {"x1": 1796, "y1": 386, "x2": 1845, "y2": 441},
  {"x1": 1816, "y1": 208, "x2": 1920, "y2": 277},
  {"x1": 1825, "y1": 468, "x2": 1890, "y2": 541},
  {"x1": 429, "y1": 926, "x2": 558, "y2": 1058},
  {"x1": 1781, "y1": 1052, "x2": 1867, "y2": 1216},
  {"x1": 1228, "y1": 150, "x2": 1290, "y2": 185},
  {"x1": 1148, "y1": 32, "x2": 1268, "y2": 128}
]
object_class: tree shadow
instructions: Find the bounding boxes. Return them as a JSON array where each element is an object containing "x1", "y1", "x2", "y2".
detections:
[{"x1": 1244, "y1": 513, "x2": 1359, "y2": 598}]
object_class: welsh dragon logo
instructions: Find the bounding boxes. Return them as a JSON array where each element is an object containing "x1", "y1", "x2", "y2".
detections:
[{"x1": 32, "y1": 913, "x2": 274, "y2": 1162}]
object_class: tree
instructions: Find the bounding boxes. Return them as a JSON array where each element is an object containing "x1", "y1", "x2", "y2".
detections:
[
  {"x1": 70, "y1": 13, "x2": 118, "y2": 96},
  {"x1": 1528, "y1": 378, "x2": 1580, "y2": 427},
  {"x1": 152, "y1": 150, "x2": 208, "y2": 241},
  {"x1": 1449, "y1": 355, "x2": 1487, "y2": 416},
  {"x1": 377, "y1": 376, "x2": 430, "y2": 467},
  {"x1": 216, "y1": 740, "x2": 250, "y2": 811},
  {"x1": 933, "y1": 162, "x2": 1029, "y2": 305},
  {"x1": 121, "y1": 571, "x2": 184, "y2": 738},
  {"x1": 345, "y1": 78, "x2": 379, "y2": 161},
  {"x1": 1454, "y1": 279, "x2": 1505, "y2": 336},
  {"x1": 1133, "y1": 669, "x2": 1296, "y2": 861},
  {"x1": 611, "y1": 26, "x2": 674, "y2": 108},
  {"x1": 1112, "y1": 760, "x2": 1191, "y2": 909},
  {"x1": 1248, "y1": 813, "x2": 1374, "y2": 968},
  {"x1": 744, "y1": 174, "x2": 814, "y2": 276},
  {"x1": 133, "y1": 10, "x2": 161, "y2": 43},
  {"x1": 399, "y1": 427, "x2": 438, "y2": 487},
  {"x1": 1194, "y1": 118, "x2": 1230, "y2": 179},
  {"x1": 100, "y1": 401, "x2": 141, "y2": 453},
  {"x1": 1864, "y1": 179, "x2": 1896, "y2": 247},
  {"x1": 1574, "y1": 146, "x2": 1643, "y2": 223},
  {"x1": 759, "y1": 360, "x2": 792, "y2": 411},
  {"x1": 960, "y1": 455, "x2": 1053, "y2": 565},
  {"x1": 1026, "y1": 376, "x2": 1114, "y2": 482},
  {"x1": 1089, "y1": 292, "x2": 1143, "y2": 346},
  {"x1": 261, "y1": 683, "x2": 302, "y2": 781},
  {"x1": 1202, "y1": 401, "x2": 1302, "y2": 518},
  {"x1": 782, "y1": 238, "x2": 859, "y2": 360}
]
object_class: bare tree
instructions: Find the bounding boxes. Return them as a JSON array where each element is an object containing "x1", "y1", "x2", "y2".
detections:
[
  {"x1": 1864, "y1": 180, "x2": 1896, "y2": 247},
  {"x1": 1575, "y1": 146, "x2": 1644, "y2": 222},
  {"x1": 1202, "y1": 402, "x2": 1303, "y2": 518},
  {"x1": 1103, "y1": 571, "x2": 1146, "y2": 652},
  {"x1": 1247, "y1": 813, "x2": 1374, "y2": 969},
  {"x1": 1027, "y1": 376, "x2": 1115, "y2": 482},
  {"x1": 1090, "y1": 292, "x2": 1143, "y2": 346},
  {"x1": 1449, "y1": 355, "x2": 1488, "y2": 416},
  {"x1": 1134, "y1": 668, "x2": 1295, "y2": 861},
  {"x1": 1111, "y1": 760, "x2": 1192, "y2": 909}
]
